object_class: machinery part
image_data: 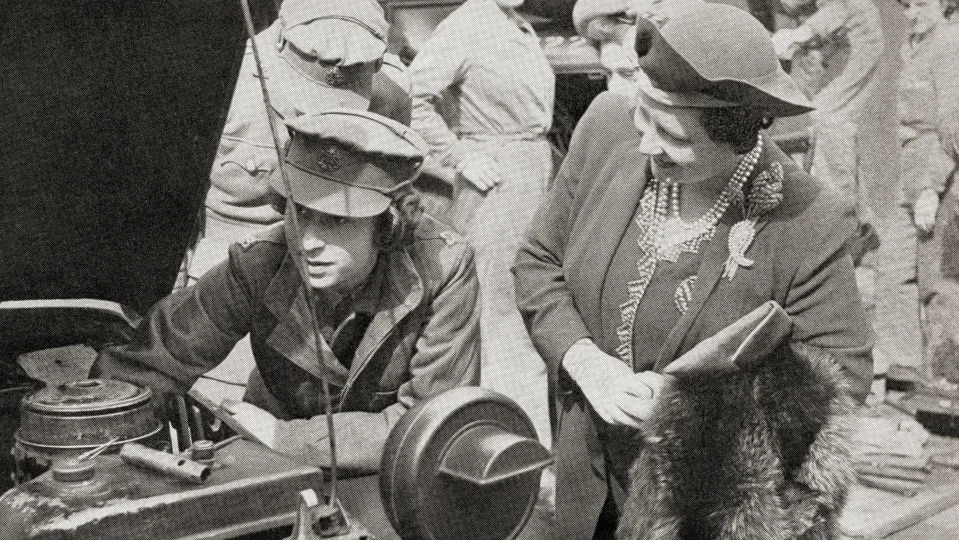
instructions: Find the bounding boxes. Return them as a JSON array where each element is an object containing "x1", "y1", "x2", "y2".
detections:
[
  {"x1": 0, "y1": 437, "x2": 325, "y2": 540},
  {"x1": 119, "y1": 442, "x2": 211, "y2": 484},
  {"x1": 191, "y1": 439, "x2": 216, "y2": 463},
  {"x1": 380, "y1": 387, "x2": 553, "y2": 540},
  {"x1": 288, "y1": 489, "x2": 323, "y2": 540},
  {"x1": 287, "y1": 489, "x2": 373, "y2": 540},
  {"x1": 13, "y1": 379, "x2": 167, "y2": 483}
]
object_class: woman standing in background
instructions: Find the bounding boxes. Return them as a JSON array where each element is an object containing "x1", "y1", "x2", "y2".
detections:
[{"x1": 409, "y1": 0, "x2": 555, "y2": 446}]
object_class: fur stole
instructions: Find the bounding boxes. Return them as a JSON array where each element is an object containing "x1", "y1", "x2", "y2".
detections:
[{"x1": 617, "y1": 344, "x2": 857, "y2": 540}]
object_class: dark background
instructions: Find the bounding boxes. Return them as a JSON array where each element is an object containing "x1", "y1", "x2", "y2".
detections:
[{"x1": 0, "y1": 0, "x2": 276, "y2": 314}]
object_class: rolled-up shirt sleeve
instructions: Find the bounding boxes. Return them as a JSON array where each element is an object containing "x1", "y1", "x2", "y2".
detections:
[{"x1": 409, "y1": 28, "x2": 470, "y2": 168}]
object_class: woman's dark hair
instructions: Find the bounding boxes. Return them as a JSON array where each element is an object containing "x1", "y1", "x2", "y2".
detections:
[
  {"x1": 700, "y1": 106, "x2": 775, "y2": 154},
  {"x1": 266, "y1": 184, "x2": 425, "y2": 251},
  {"x1": 377, "y1": 185, "x2": 424, "y2": 251}
]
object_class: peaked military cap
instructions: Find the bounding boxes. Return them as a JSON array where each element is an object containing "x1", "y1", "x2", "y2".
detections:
[
  {"x1": 279, "y1": 0, "x2": 388, "y2": 65},
  {"x1": 272, "y1": 109, "x2": 427, "y2": 218},
  {"x1": 273, "y1": 0, "x2": 389, "y2": 111},
  {"x1": 634, "y1": 2, "x2": 813, "y2": 117}
]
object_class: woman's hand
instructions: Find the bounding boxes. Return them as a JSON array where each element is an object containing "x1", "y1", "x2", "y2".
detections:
[
  {"x1": 914, "y1": 188, "x2": 940, "y2": 233},
  {"x1": 562, "y1": 339, "x2": 661, "y2": 428},
  {"x1": 457, "y1": 153, "x2": 501, "y2": 192},
  {"x1": 220, "y1": 399, "x2": 278, "y2": 448}
]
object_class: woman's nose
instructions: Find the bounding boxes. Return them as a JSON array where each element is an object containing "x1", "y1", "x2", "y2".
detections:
[
  {"x1": 638, "y1": 129, "x2": 662, "y2": 155},
  {"x1": 301, "y1": 226, "x2": 326, "y2": 252}
]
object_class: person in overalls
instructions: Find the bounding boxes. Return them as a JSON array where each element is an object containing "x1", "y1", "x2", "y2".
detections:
[{"x1": 408, "y1": 0, "x2": 556, "y2": 447}]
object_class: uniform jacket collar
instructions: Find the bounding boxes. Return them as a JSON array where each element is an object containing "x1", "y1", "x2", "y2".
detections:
[{"x1": 263, "y1": 246, "x2": 424, "y2": 396}]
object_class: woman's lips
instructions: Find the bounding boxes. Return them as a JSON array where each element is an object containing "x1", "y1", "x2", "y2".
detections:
[{"x1": 652, "y1": 155, "x2": 676, "y2": 168}]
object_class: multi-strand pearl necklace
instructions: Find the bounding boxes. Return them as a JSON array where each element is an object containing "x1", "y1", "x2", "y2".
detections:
[
  {"x1": 615, "y1": 134, "x2": 764, "y2": 363},
  {"x1": 652, "y1": 134, "x2": 763, "y2": 262}
]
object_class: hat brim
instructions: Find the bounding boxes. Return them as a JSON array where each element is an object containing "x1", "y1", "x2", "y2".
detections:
[
  {"x1": 635, "y1": 5, "x2": 813, "y2": 118},
  {"x1": 272, "y1": 59, "x2": 371, "y2": 115},
  {"x1": 270, "y1": 166, "x2": 391, "y2": 218},
  {"x1": 695, "y1": 64, "x2": 814, "y2": 118}
]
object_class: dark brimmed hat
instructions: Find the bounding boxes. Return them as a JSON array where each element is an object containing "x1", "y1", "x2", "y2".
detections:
[
  {"x1": 634, "y1": 2, "x2": 813, "y2": 117},
  {"x1": 271, "y1": 109, "x2": 426, "y2": 218}
]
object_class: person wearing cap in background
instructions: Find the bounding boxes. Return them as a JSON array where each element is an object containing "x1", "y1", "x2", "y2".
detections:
[
  {"x1": 94, "y1": 109, "x2": 480, "y2": 479},
  {"x1": 179, "y1": 0, "x2": 413, "y2": 398},
  {"x1": 408, "y1": 0, "x2": 555, "y2": 449},
  {"x1": 880, "y1": 0, "x2": 959, "y2": 383},
  {"x1": 514, "y1": 3, "x2": 872, "y2": 538},
  {"x1": 186, "y1": 0, "x2": 411, "y2": 288}
]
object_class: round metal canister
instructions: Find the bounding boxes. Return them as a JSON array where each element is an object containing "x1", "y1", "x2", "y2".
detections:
[{"x1": 13, "y1": 379, "x2": 166, "y2": 483}]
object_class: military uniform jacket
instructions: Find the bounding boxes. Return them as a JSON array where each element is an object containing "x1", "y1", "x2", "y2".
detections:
[
  {"x1": 513, "y1": 92, "x2": 873, "y2": 540},
  {"x1": 96, "y1": 216, "x2": 480, "y2": 475}
]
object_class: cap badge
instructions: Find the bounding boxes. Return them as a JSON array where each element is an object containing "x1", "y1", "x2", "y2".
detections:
[
  {"x1": 326, "y1": 66, "x2": 346, "y2": 87},
  {"x1": 316, "y1": 145, "x2": 343, "y2": 172}
]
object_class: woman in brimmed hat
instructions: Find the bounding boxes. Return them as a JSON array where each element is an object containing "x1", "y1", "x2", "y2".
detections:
[{"x1": 514, "y1": 3, "x2": 872, "y2": 538}]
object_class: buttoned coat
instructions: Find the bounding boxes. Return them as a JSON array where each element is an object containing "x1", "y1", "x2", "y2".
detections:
[
  {"x1": 513, "y1": 91, "x2": 873, "y2": 539},
  {"x1": 96, "y1": 215, "x2": 480, "y2": 475}
]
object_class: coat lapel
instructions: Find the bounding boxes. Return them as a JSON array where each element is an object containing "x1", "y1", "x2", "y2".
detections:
[
  {"x1": 264, "y1": 254, "x2": 350, "y2": 386},
  {"x1": 576, "y1": 157, "x2": 650, "y2": 340},
  {"x1": 653, "y1": 142, "x2": 779, "y2": 372},
  {"x1": 342, "y1": 250, "x2": 423, "y2": 396},
  {"x1": 263, "y1": 249, "x2": 424, "y2": 393}
]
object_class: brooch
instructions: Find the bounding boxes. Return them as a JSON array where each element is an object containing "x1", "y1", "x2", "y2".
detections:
[{"x1": 723, "y1": 162, "x2": 784, "y2": 280}]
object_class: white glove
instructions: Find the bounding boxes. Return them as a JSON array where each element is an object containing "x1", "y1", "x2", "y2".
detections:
[
  {"x1": 221, "y1": 399, "x2": 278, "y2": 448},
  {"x1": 457, "y1": 153, "x2": 501, "y2": 192},
  {"x1": 562, "y1": 339, "x2": 664, "y2": 428},
  {"x1": 914, "y1": 188, "x2": 940, "y2": 234}
]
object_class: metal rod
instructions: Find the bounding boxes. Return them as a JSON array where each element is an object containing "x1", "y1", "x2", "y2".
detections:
[
  {"x1": 77, "y1": 437, "x2": 120, "y2": 462},
  {"x1": 238, "y1": 0, "x2": 339, "y2": 504}
]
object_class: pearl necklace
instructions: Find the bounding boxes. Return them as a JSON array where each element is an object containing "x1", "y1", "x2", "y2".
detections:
[{"x1": 652, "y1": 135, "x2": 763, "y2": 262}]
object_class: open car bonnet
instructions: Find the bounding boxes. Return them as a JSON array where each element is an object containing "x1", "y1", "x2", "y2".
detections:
[{"x1": 0, "y1": 0, "x2": 278, "y2": 373}]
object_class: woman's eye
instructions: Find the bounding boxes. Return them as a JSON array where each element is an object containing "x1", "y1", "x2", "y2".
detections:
[
  {"x1": 659, "y1": 127, "x2": 688, "y2": 144},
  {"x1": 322, "y1": 215, "x2": 350, "y2": 226}
]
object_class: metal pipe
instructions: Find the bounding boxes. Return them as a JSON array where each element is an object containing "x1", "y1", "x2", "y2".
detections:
[
  {"x1": 237, "y1": 0, "x2": 339, "y2": 503},
  {"x1": 120, "y1": 442, "x2": 211, "y2": 483}
]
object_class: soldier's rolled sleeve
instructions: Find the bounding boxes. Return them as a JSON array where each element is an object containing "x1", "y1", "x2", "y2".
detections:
[
  {"x1": 409, "y1": 29, "x2": 470, "y2": 169},
  {"x1": 931, "y1": 25, "x2": 959, "y2": 187}
]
